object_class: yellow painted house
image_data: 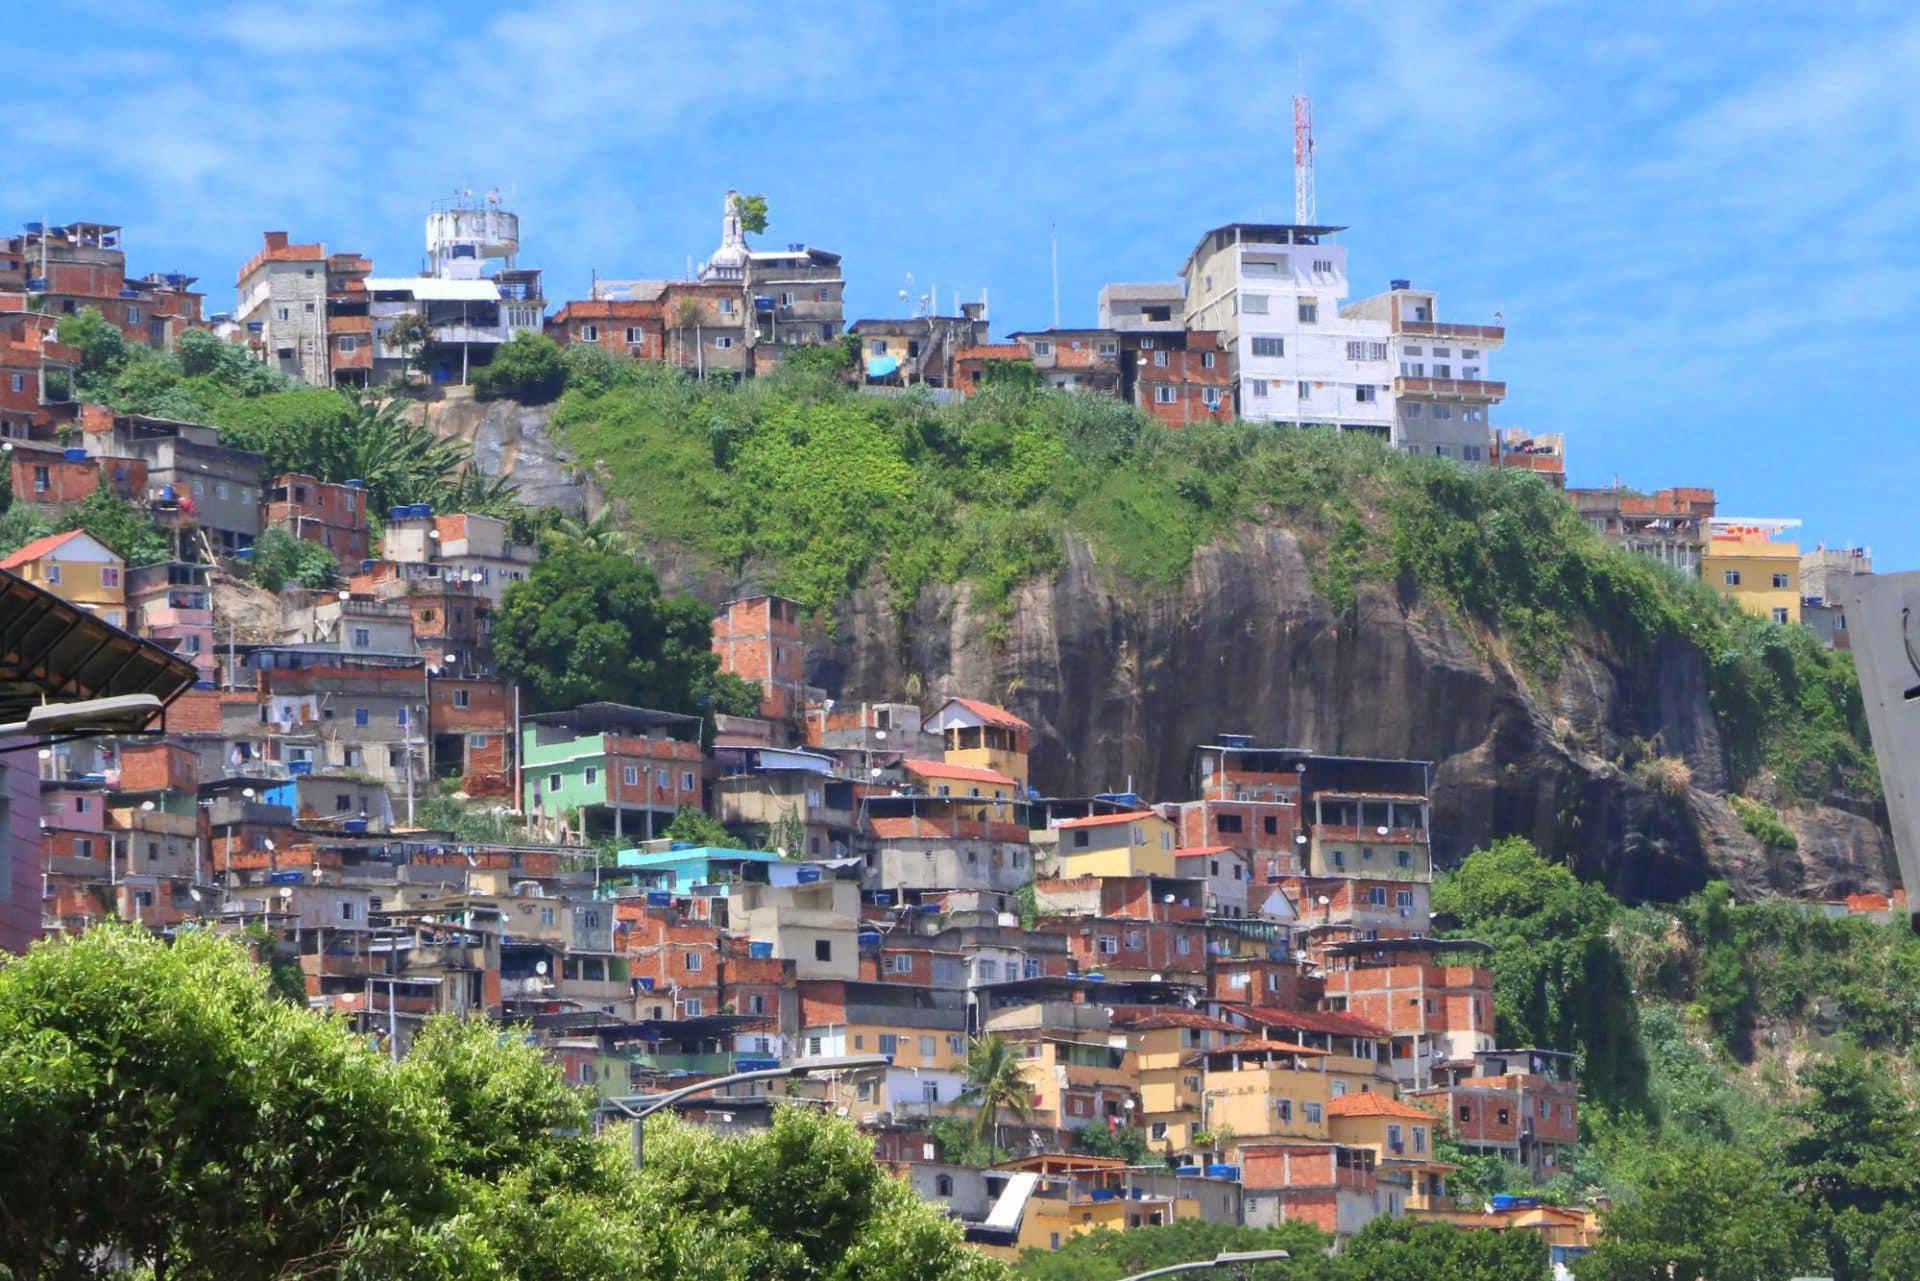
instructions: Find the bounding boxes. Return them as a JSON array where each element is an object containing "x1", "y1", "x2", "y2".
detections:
[
  {"x1": 1120, "y1": 1011, "x2": 1246, "y2": 1159},
  {"x1": 1704, "y1": 518, "x2": 1802, "y2": 624},
  {"x1": 1052, "y1": 810, "x2": 1179, "y2": 878},
  {"x1": 926, "y1": 697, "x2": 1032, "y2": 790},
  {"x1": 1199, "y1": 1039, "x2": 1403, "y2": 1152},
  {"x1": 0, "y1": 529, "x2": 126, "y2": 627}
]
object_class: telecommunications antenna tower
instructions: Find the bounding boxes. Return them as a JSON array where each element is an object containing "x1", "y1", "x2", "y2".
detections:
[{"x1": 1293, "y1": 94, "x2": 1316, "y2": 224}]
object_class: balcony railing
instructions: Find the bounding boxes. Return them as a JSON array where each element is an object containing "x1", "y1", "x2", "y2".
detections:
[
  {"x1": 1392, "y1": 376, "x2": 1506, "y2": 401},
  {"x1": 1393, "y1": 320, "x2": 1505, "y2": 344}
]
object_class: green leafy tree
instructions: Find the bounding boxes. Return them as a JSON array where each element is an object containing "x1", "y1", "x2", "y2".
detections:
[
  {"x1": 959, "y1": 1033, "x2": 1035, "y2": 1149},
  {"x1": 1074, "y1": 1122, "x2": 1150, "y2": 1164},
  {"x1": 473, "y1": 330, "x2": 567, "y2": 403},
  {"x1": 384, "y1": 311, "x2": 431, "y2": 377},
  {"x1": 248, "y1": 526, "x2": 341, "y2": 593},
  {"x1": 928, "y1": 1115, "x2": 1001, "y2": 1167},
  {"x1": 1013, "y1": 1219, "x2": 1335, "y2": 1280},
  {"x1": 1784, "y1": 1052, "x2": 1920, "y2": 1281},
  {"x1": 1685, "y1": 879, "x2": 1756, "y2": 1055},
  {"x1": 492, "y1": 543, "x2": 732, "y2": 717},
  {"x1": 57, "y1": 305, "x2": 128, "y2": 389},
  {"x1": 1343, "y1": 1217, "x2": 1547, "y2": 1281},
  {"x1": 732, "y1": 192, "x2": 770, "y2": 235},
  {"x1": 1433, "y1": 837, "x2": 1649, "y2": 1113},
  {"x1": 541, "y1": 505, "x2": 632, "y2": 555},
  {"x1": 1574, "y1": 1146, "x2": 1811, "y2": 1281},
  {"x1": 663, "y1": 808, "x2": 739, "y2": 849},
  {"x1": 57, "y1": 488, "x2": 170, "y2": 566},
  {"x1": 0, "y1": 924, "x2": 1005, "y2": 1281},
  {"x1": 0, "y1": 503, "x2": 54, "y2": 556}
]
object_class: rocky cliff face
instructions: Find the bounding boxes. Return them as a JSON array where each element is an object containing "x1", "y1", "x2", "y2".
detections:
[
  {"x1": 806, "y1": 524, "x2": 1893, "y2": 902},
  {"x1": 420, "y1": 395, "x2": 596, "y2": 515}
]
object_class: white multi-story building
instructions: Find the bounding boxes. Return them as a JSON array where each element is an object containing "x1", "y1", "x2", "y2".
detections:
[
  {"x1": 367, "y1": 191, "x2": 546, "y2": 386},
  {"x1": 1179, "y1": 223, "x2": 1506, "y2": 462}
]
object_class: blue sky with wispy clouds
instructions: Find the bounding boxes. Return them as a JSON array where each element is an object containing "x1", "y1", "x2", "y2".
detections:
[{"x1": 8, "y1": 2, "x2": 1917, "y2": 564}]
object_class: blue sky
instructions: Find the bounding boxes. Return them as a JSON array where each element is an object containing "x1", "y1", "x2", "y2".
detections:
[{"x1": 9, "y1": 2, "x2": 1918, "y2": 565}]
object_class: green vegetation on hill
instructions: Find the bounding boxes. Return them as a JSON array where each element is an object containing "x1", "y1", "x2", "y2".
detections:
[
  {"x1": 549, "y1": 359, "x2": 1867, "y2": 799},
  {"x1": 1435, "y1": 839, "x2": 1920, "y2": 1279}
]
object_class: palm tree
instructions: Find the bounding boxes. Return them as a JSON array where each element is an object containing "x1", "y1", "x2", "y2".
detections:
[
  {"x1": 959, "y1": 1034, "x2": 1034, "y2": 1152},
  {"x1": 541, "y1": 506, "x2": 628, "y2": 554}
]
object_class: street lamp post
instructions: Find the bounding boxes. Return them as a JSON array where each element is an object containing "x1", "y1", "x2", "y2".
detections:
[
  {"x1": 1116, "y1": 1251, "x2": 1292, "y2": 1281},
  {"x1": 600, "y1": 1054, "x2": 889, "y2": 1168}
]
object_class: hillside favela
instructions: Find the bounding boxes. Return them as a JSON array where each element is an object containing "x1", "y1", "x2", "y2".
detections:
[{"x1": 3, "y1": 9, "x2": 1918, "y2": 1281}]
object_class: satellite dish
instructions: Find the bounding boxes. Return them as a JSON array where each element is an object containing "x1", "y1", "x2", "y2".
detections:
[
  {"x1": 874, "y1": 730, "x2": 887, "y2": 741},
  {"x1": 1295, "y1": 834, "x2": 1308, "y2": 845},
  {"x1": 140, "y1": 800, "x2": 156, "y2": 811},
  {"x1": 189, "y1": 888, "x2": 202, "y2": 902},
  {"x1": 1150, "y1": 973, "x2": 1163, "y2": 982},
  {"x1": 1376, "y1": 826, "x2": 1390, "y2": 836},
  {"x1": 264, "y1": 838, "x2": 275, "y2": 851},
  {"x1": 1163, "y1": 893, "x2": 1176, "y2": 903},
  {"x1": 775, "y1": 847, "x2": 788, "y2": 859},
  {"x1": 1316, "y1": 895, "x2": 1331, "y2": 907},
  {"x1": 535, "y1": 961, "x2": 548, "y2": 976},
  {"x1": 278, "y1": 886, "x2": 293, "y2": 900}
]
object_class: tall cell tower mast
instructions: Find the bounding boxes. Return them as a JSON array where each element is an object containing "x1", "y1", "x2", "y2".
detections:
[{"x1": 1293, "y1": 94, "x2": 1316, "y2": 224}]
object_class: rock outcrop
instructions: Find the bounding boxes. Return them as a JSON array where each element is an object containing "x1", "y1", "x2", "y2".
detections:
[
  {"x1": 806, "y1": 524, "x2": 1892, "y2": 902},
  {"x1": 421, "y1": 394, "x2": 596, "y2": 515}
]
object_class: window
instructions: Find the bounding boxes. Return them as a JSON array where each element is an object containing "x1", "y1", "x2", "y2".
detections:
[
  {"x1": 1297, "y1": 380, "x2": 1311, "y2": 399},
  {"x1": 623, "y1": 765, "x2": 638, "y2": 786},
  {"x1": 1346, "y1": 340, "x2": 1388, "y2": 361},
  {"x1": 1331, "y1": 1078, "x2": 1348, "y2": 1097},
  {"x1": 1312, "y1": 259, "x2": 1334, "y2": 275},
  {"x1": 547, "y1": 773, "x2": 562, "y2": 793},
  {"x1": 714, "y1": 336, "x2": 733, "y2": 349},
  {"x1": 46, "y1": 565, "x2": 60, "y2": 585},
  {"x1": 683, "y1": 997, "x2": 703, "y2": 1016},
  {"x1": 1275, "y1": 1099, "x2": 1293, "y2": 1122},
  {"x1": 979, "y1": 959, "x2": 998, "y2": 981},
  {"x1": 396, "y1": 707, "x2": 408, "y2": 727},
  {"x1": 682, "y1": 771, "x2": 696, "y2": 791},
  {"x1": 1413, "y1": 1126, "x2": 1427, "y2": 1153},
  {"x1": 918, "y1": 1034, "x2": 935, "y2": 1060},
  {"x1": 10, "y1": 374, "x2": 24, "y2": 393},
  {"x1": 1150, "y1": 1121, "x2": 1168, "y2": 1140},
  {"x1": 1304, "y1": 1101, "x2": 1322, "y2": 1124},
  {"x1": 1201, "y1": 350, "x2": 1216, "y2": 368},
  {"x1": 1432, "y1": 347, "x2": 1451, "y2": 358},
  {"x1": 1463, "y1": 366, "x2": 1480, "y2": 379},
  {"x1": 1154, "y1": 386, "x2": 1178, "y2": 405},
  {"x1": 338, "y1": 900, "x2": 356, "y2": 922},
  {"x1": 894, "y1": 953, "x2": 913, "y2": 974},
  {"x1": 1123, "y1": 929, "x2": 1144, "y2": 951},
  {"x1": 1176, "y1": 934, "x2": 1191, "y2": 955},
  {"x1": 1497, "y1": 1107, "x2": 1511, "y2": 1125},
  {"x1": 1298, "y1": 300, "x2": 1318, "y2": 323},
  {"x1": 780, "y1": 291, "x2": 795, "y2": 306},
  {"x1": 1396, "y1": 889, "x2": 1414, "y2": 909},
  {"x1": 453, "y1": 687, "x2": 471, "y2": 708},
  {"x1": 878, "y1": 1033, "x2": 899, "y2": 1057},
  {"x1": 1772, "y1": 607, "x2": 1790, "y2": 624},
  {"x1": 1031, "y1": 340, "x2": 1053, "y2": 356},
  {"x1": 1096, "y1": 934, "x2": 1119, "y2": 955},
  {"x1": 467, "y1": 733, "x2": 489, "y2": 749},
  {"x1": 584, "y1": 767, "x2": 597, "y2": 786},
  {"x1": 1241, "y1": 294, "x2": 1269, "y2": 315},
  {"x1": 1204, "y1": 387, "x2": 1222, "y2": 408},
  {"x1": 1216, "y1": 813, "x2": 1243, "y2": 835},
  {"x1": 100, "y1": 566, "x2": 120, "y2": 588},
  {"x1": 1723, "y1": 570, "x2": 1742, "y2": 587},
  {"x1": 935, "y1": 1173, "x2": 954, "y2": 1197},
  {"x1": 1462, "y1": 347, "x2": 1480, "y2": 359},
  {"x1": 1431, "y1": 403, "x2": 1452, "y2": 420},
  {"x1": 354, "y1": 707, "x2": 369, "y2": 727},
  {"x1": 682, "y1": 950, "x2": 703, "y2": 972},
  {"x1": 1354, "y1": 384, "x2": 1376, "y2": 403},
  {"x1": 814, "y1": 939, "x2": 832, "y2": 962},
  {"x1": 1432, "y1": 364, "x2": 1451, "y2": 379},
  {"x1": 352, "y1": 627, "x2": 370, "y2": 648},
  {"x1": 339, "y1": 335, "x2": 357, "y2": 353},
  {"x1": 1153, "y1": 349, "x2": 1170, "y2": 367},
  {"x1": 1459, "y1": 1104, "x2": 1473, "y2": 1122},
  {"x1": 1250, "y1": 378, "x2": 1269, "y2": 397},
  {"x1": 1772, "y1": 572, "x2": 1790, "y2": 589},
  {"x1": 276, "y1": 306, "x2": 290, "y2": 321},
  {"x1": 1402, "y1": 402, "x2": 1422, "y2": 419},
  {"x1": 1250, "y1": 336, "x2": 1284, "y2": 358},
  {"x1": 807, "y1": 1036, "x2": 823, "y2": 1056},
  {"x1": 1369, "y1": 886, "x2": 1388, "y2": 906}
]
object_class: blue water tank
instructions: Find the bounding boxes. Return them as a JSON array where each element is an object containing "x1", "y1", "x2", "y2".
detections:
[
  {"x1": 410, "y1": 503, "x2": 432, "y2": 519},
  {"x1": 796, "y1": 866, "x2": 821, "y2": 884},
  {"x1": 873, "y1": 891, "x2": 894, "y2": 907},
  {"x1": 646, "y1": 890, "x2": 672, "y2": 907},
  {"x1": 1491, "y1": 1194, "x2": 1518, "y2": 1211},
  {"x1": 343, "y1": 818, "x2": 367, "y2": 835},
  {"x1": 234, "y1": 547, "x2": 254, "y2": 563},
  {"x1": 345, "y1": 478, "x2": 366, "y2": 488},
  {"x1": 360, "y1": 559, "x2": 376, "y2": 572},
  {"x1": 63, "y1": 447, "x2": 86, "y2": 462},
  {"x1": 857, "y1": 930, "x2": 881, "y2": 947},
  {"x1": 1207, "y1": 1163, "x2": 1239, "y2": 1180},
  {"x1": 389, "y1": 507, "x2": 410, "y2": 522},
  {"x1": 637, "y1": 976, "x2": 656, "y2": 992},
  {"x1": 1084, "y1": 972, "x2": 1106, "y2": 982},
  {"x1": 748, "y1": 941, "x2": 774, "y2": 959},
  {"x1": 1175, "y1": 1165, "x2": 1202, "y2": 1177}
]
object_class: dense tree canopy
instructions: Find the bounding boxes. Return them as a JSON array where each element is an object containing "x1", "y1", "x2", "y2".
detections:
[
  {"x1": 248, "y1": 526, "x2": 341, "y2": 592},
  {"x1": 1573, "y1": 1147, "x2": 1812, "y2": 1281},
  {"x1": 492, "y1": 543, "x2": 759, "y2": 718},
  {"x1": 472, "y1": 332, "x2": 566, "y2": 404},
  {"x1": 0, "y1": 925, "x2": 998, "y2": 1281},
  {"x1": 1433, "y1": 837, "x2": 1649, "y2": 1113}
]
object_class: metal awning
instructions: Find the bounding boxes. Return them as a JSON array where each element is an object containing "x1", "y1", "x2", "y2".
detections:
[{"x1": 0, "y1": 567, "x2": 197, "y2": 728}]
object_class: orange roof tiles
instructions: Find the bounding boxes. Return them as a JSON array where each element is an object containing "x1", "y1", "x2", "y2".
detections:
[
  {"x1": 1056, "y1": 810, "x2": 1156, "y2": 830},
  {"x1": 1325, "y1": 1093, "x2": 1435, "y2": 1120},
  {"x1": 1116, "y1": 1010, "x2": 1244, "y2": 1034},
  {"x1": 1206, "y1": 1038, "x2": 1329, "y2": 1057},
  {"x1": 1227, "y1": 1005, "x2": 1390, "y2": 1040},
  {"x1": 904, "y1": 758, "x2": 1017, "y2": 787},
  {"x1": 943, "y1": 697, "x2": 1031, "y2": 730},
  {"x1": 0, "y1": 528, "x2": 91, "y2": 570}
]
